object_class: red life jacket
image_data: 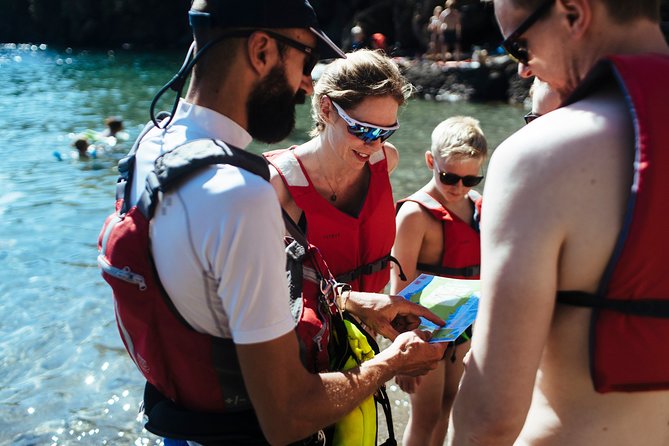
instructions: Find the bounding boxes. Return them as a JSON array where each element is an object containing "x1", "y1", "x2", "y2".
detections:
[
  {"x1": 557, "y1": 54, "x2": 669, "y2": 392},
  {"x1": 396, "y1": 190, "x2": 482, "y2": 279},
  {"x1": 98, "y1": 134, "x2": 340, "y2": 443},
  {"x1": 99, "y1": 137, "x2": 265, "y2": 415},
  {"x1": 264, "y1": 147, "x2": 396, "y2": 292}
]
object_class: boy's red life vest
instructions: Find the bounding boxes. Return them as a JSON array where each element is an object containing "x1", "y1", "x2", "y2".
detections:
[
  {"x1": 557, "y1": 54, "x2": 669, "y2": 392},
  {"x1": 264, "y1": 147, "x2": 396, "y2": 292},
  {"x1": 396, "y1": 190, "x2": 482, "y2": 279}
]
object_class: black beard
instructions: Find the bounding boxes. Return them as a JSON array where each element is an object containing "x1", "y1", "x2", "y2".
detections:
[{"x1": 247, "y1": 65, "x2": 304, "y2": 144}]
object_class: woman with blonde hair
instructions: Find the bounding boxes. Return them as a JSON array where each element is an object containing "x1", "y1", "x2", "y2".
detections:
[{"x1": 264, "y1": 49, "x2": 412, "y2": 295}]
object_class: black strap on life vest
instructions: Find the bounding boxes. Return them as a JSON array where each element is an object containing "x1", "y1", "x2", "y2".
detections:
[
  {"x1": 335, "y1": 254, "x2": 407, "y2": 283},
  {"x1": 557, "y1": 291, "x2": 669, "y2": 317},
  {"x1": 416, "y1": 262, "x2": 481, "y2": 278}
]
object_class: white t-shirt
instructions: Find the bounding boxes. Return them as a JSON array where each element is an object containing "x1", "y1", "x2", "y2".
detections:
[{"x1": 131, "y1": 100, "x2": 295, "y2": 344}]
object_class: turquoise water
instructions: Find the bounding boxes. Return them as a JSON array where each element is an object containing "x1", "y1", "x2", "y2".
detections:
[{"x1": 0, "y1": 44, "x2": 525, "y2": 445}]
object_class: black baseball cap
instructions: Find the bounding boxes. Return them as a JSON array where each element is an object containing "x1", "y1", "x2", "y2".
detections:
[{"x1": 189, "y1": 0, "x2": 345, "y2": 60}]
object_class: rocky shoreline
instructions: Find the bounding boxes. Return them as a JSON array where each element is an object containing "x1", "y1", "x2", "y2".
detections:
[
  {"x1": 313, "y1": 54, "x2": 532, "y2": 105},
  {"x1": 396, "y1": 54, "x2": 532, "y2": 104}
]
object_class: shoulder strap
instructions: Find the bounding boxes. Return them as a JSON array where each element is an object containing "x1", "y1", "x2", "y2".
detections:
[
  {"x1": 137, "y1": 138, "x2": 270, "y2": 219},
  {"x1": 557, "y1": 291, "x2": 669, "y2": 317},
  {"x1": 117, "y1": 120, "x2": 159, "y2": 214},
  {"x1": 406, "y1": 190, "x2": 443, "y2": 212},
  {"x1": 282, "y1": 209, "x2": 310, "y2": 249}
]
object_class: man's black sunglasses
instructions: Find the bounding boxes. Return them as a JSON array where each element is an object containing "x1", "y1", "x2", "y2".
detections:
[
  {"x1": 439, "y1": 172, "x2": 484, "y2": 187},
  {"x1": 501, "y1": 0, "x2": 555, "y2": 65},
  {"x1": 262, "y1": 30, "x2": 319, "y2": 76},
  {"x1": 524, "y1": 111, "x2": 541, "y2": 124}
]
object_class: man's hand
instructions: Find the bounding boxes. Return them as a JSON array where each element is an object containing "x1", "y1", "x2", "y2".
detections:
[
  {"x1": 395, "y1": 374, "x2": 422, "y2": 393},
  {"x1": 374, "y1": 329, "x2": 448, "y2": 377},
  {"x1": 347, "y1": 291, "x2": 445, "y2": 340}
]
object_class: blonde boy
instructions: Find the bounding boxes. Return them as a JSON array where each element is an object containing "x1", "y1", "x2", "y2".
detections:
[{"x1": 391, "y1": 116, "x2": 487, "y2": 446}]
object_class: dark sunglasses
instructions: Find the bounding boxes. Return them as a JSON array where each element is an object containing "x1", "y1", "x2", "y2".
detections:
[
  {"x1": 438, "y1": 171, "x2": 484, "y2": 187},
  {"x1": 501, "y1": 0, "x2": 555, "y2": 65},
  {"x1": 524, "y1": 111, "x2": 541, "y2": 124},
  {"x1": 331, "y1": 100, "x2": 400, "y2": 143},
  {"x1": 262, "y1": 30, "x2": 319, "y2": 76}
]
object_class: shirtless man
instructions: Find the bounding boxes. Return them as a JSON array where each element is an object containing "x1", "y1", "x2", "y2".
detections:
[
  {"x1": 448, "y1": 0, "x2": 669, "y2": 445},
  {"x1": 439, "y1": 0, "x2": 462, "y2": 60}
]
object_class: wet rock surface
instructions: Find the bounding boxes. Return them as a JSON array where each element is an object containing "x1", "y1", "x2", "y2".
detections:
[{"x1": 398, "y1": 55, "x2": 532, "y2": 104}]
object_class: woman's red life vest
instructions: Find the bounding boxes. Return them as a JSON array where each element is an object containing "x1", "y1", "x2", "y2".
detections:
[
  {"x1": 264, "y1": 147, "x2": 396, "y2": 293},
  {"x1": 557, "y1": 54, "x2": 669, "y2": 392},
  {"x1": 396, "y1": 190, "x2": 482, "y2": 279}
]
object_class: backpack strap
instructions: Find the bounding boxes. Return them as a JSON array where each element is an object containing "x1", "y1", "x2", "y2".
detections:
[
  {"x1": 117, "y1": 120, "x2": 158, "y2": 214},
  {"x1": 283, "y1": 210, "x2": 310, "y2": 323},
  {"x1": 136, "y1": 138, "x2": 270, "y2": 219},
  {"x1": 283, "y1": 210, "x2": 311, "y2": 249}
]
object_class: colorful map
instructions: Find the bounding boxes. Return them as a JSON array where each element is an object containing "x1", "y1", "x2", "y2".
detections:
[{"x1": 398, "y1": 274, "x2": 480, "y2": 343}]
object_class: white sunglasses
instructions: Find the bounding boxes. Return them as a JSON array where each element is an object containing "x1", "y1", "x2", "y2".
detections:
[{"x1": 330, "y1": 100, "x2": 399, "y2": 143}]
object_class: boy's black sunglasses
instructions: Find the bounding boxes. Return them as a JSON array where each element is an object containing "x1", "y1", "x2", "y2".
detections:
[
  {"x1": 501, "y1": 0, "x2": 555, "y2": 65},
  {"x1": 439, "y1": 172, "x2": 484, "y2": 187}
]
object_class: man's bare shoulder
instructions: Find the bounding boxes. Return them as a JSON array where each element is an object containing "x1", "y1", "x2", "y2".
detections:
[
  {"x1": 494, "y1": 91, "x2": 631, "y2": 182},
  {"x1": 484, "y1": 88, "x2": 634, "y2": 292}
]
